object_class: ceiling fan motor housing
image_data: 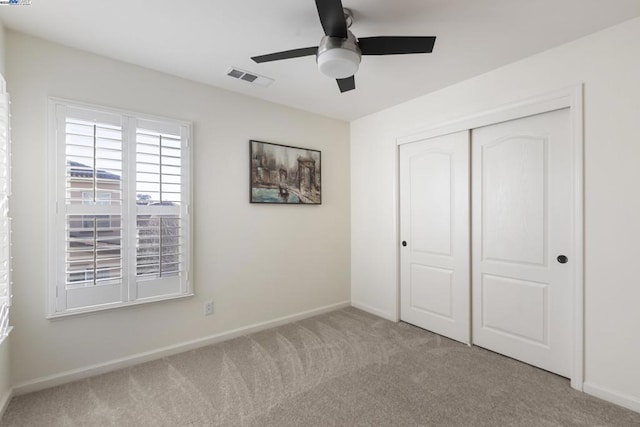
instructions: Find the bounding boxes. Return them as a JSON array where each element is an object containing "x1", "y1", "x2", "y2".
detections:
[{"x1": 316, "y1": 31, "x2": 362, "y2": 79}]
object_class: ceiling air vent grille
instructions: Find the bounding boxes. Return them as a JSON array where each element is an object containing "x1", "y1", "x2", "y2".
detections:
[{"x1": 226, "y1": 67, "x2": 274, "y2": 88}]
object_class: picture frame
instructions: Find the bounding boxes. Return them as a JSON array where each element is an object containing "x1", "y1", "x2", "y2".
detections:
[{"x1": 250, "y1": 140, "x2": 321, "y2": 204}]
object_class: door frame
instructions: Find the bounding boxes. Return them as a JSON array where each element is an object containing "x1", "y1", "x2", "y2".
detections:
[{"x1": 394, "y1": 84, "x2": 584, "y2": 390}]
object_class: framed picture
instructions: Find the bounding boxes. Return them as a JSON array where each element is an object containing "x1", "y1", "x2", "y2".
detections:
[{"x1": 250, "y1": 140, "x2": 321, "y2": 204}]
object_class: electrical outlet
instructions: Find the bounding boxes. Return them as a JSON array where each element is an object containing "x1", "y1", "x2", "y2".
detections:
[{"x1": 204, "y1": 301, "x2": 214, "y2": 316}]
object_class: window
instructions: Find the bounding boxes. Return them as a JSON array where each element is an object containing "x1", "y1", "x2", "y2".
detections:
[
  {"x1": 48, "y1": 99, "x2": 192, "y2": 316},
  {"x1": 0, "y1": 78, "x2": 12, "y2": 339}
]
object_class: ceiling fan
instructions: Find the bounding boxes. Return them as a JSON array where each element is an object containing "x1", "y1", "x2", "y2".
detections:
[{"x1": 251, "y1": 0, "x2": 437, "y2": 93}]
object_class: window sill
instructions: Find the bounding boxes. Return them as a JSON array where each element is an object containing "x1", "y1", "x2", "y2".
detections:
[{"x1": 47, "y1": 293, "x2": 194, "y2": 320}]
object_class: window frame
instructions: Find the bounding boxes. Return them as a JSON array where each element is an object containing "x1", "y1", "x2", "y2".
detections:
[{"x1": 47, "y1": 98, "x2": 193, "y2": 318}]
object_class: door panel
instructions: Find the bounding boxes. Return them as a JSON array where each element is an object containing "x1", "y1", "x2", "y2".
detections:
[
  {"x1": 410, "y1": 265, "x2": 453, "y2": 318},
  {"x1": 481, "y1": 274, "x2": 547, "y2": 344},
  {"x1": 410, "y1": 152, "x2": 452, "y2": 255},
  {"x1": 472, "y1": 108, "x2": 572, "y2": 377},
  {"x1": 482, "y1": 136, "x2": 546, "y2": 265},
  {"x1": 400, "y1": 131, "x2": 470, "y2": 344}
]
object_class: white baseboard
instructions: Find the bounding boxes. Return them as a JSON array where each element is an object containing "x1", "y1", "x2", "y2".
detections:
[
  {"x1": 584, "y1": 381, "x2": 640, "y2": 414},
  {"x1": 12, "y1": 300, "x2": 350, "y2": 396},
  {"x1": 351, "y1": 300, "x2": 397, "y2": 322},
  {"x1": 0, "y1": 388, "x2": 12, "y2": 420}
]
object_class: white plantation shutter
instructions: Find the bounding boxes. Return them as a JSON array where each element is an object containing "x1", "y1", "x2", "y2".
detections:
[
  {"x1": 55, "y1": 106, "x2": 124, "y2": 310},
  {"x1": 133, "y1": 119, "x2": 189, "y2": 300},
  {"x1": 0, "y1": 81, "x2": 12, "y2": 338},
  {"x1": 49, "y1": 99, "x2": 191, "y2": 316}
]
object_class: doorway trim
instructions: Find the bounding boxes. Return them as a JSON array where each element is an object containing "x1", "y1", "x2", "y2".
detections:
[{"x1": 394, "y1": 84, "x2": 584, "y2": 390}]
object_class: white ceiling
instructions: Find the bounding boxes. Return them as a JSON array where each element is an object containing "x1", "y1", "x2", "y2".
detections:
[{"x1": 1, "y1": 0, "x2": 639, "y2": 121}]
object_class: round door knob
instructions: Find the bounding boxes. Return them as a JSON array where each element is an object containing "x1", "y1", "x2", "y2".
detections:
[
  {"x1": 557, "y1": 255, "x2": 568, "y2": 264},
  {"x1": 402, "y1": 241, "x2": 407, "y2": 247}
]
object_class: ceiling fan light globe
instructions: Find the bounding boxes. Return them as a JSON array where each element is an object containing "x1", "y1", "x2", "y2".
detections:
[{"x1": 317, "y1": 48, "x2": 361, "y2": 79}]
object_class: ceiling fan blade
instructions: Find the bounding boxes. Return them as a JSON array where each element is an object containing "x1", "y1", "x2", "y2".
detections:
[
  {"x1": 251, "y1": 46, "x2": 318, "y2": 63},
  {"x1": 358, "y1": 36, "x2": 437, "y2": 55},
  {"x1": 336, "y1": 76, "x2": 355, "y2": 93},
  {"x1": 315, "y1": 0, "x2": 347, "y2": 38}
]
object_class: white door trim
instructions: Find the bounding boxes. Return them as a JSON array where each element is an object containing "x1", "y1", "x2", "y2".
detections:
[{"x1": 394, "y1": 84, "x2": 584, "y2": 390}]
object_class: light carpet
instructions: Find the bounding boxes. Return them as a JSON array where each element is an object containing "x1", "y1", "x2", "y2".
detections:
[{"x1": 2, "y1": 308, "x2": 639, "y2": 426}]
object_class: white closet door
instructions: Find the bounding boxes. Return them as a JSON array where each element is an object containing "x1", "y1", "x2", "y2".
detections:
[
  {"x1": 400, "y1": 131, "x2": 470, "y2": 344},
  {"x1": 472, "y1": 108, "x2": 572, "y2": 377}
]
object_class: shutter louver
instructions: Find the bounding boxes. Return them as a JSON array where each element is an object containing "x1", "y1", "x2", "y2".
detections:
[
  {"x1": 66, "y1": 215, "x2": 123, "y2": 287},
  {"x1": 136, "y1": 128, "x2": 183, "y2": 281},
  {"x1": 136, "y1": 214, "x2": 182, "y2": 279},
  {"x1": 65, "y1": 119, "x2": 123, "y2": 206},
  {"x1": 136, "y1": 129, "x2": 181, "y2": 205},
  {"x1": 0, "y1": 89, "x2": 11, "y2": 338}
]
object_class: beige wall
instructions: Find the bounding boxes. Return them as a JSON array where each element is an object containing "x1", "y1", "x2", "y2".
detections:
[
  {"x1": 351, "y1": 17, "x2": 640, "y2": 411},
  {"x1": 6, "y1": 30, "x2": 350, "y2": 386}
]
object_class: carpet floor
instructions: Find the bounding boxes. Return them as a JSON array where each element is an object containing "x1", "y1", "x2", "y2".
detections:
[{"x1": 2, "y1": 307, "x2": 639, "y2": 426}]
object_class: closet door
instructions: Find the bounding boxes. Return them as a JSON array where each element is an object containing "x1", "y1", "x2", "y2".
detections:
[
  {"x1": 471, "y1": 108, "x2": 572, "y2": 377},
  {"x1": 400, "y1": 131, "x2": 470, "y2": 344}
]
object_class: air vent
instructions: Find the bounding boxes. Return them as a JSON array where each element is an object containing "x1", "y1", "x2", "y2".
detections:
[{"x1": 226, "y1": 67, "x2": 274, "y2": 88}]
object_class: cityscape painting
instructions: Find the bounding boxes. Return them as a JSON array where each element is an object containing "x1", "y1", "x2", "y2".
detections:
[{"x1": 250, "y1": 140, "x2": 321, "y2": 204}]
